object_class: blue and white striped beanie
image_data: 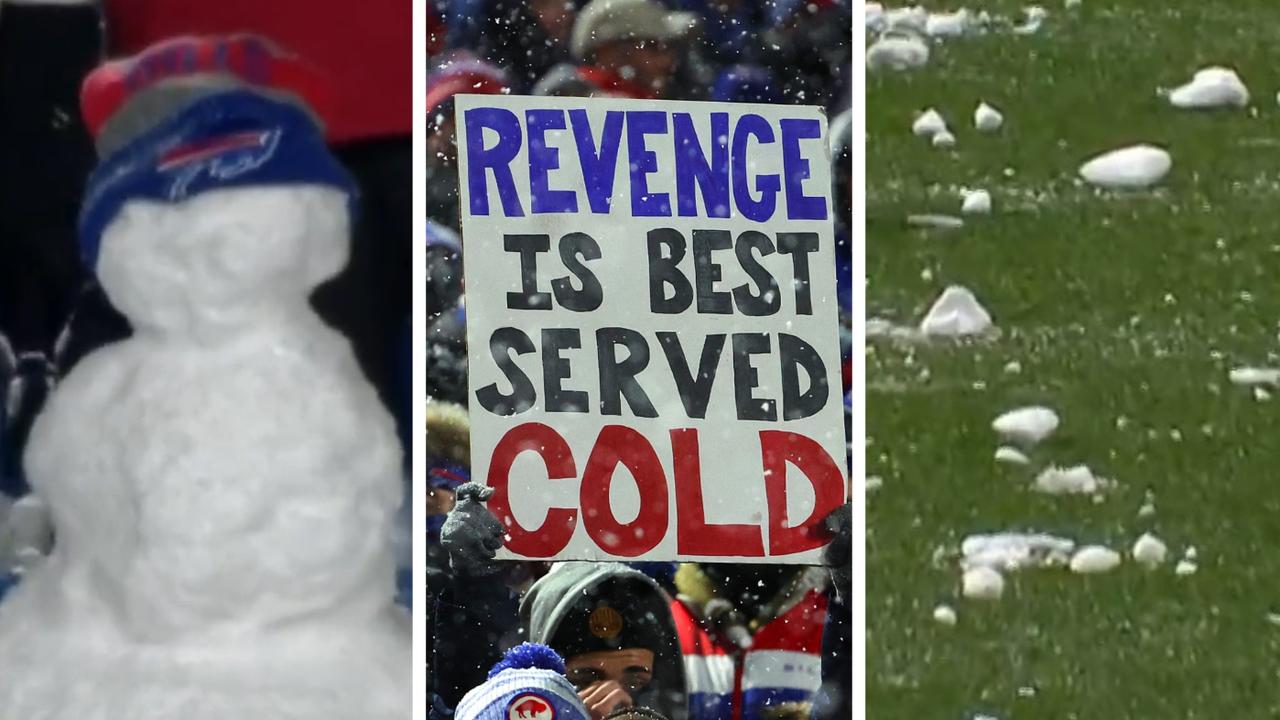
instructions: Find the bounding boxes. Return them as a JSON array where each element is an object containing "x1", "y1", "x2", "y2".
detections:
[{"x1": 455, "y1": 643, "x2": 591, "y2": 720}]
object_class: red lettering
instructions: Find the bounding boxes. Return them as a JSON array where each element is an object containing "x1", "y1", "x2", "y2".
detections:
[
  {"x1": 487, "y1": 422, "x2": 578, "y2": 557},
  {"x1": 672, "y1": 428, "x2": 764, "y2": 557},
  {"x1": 580, "y1": 425, "x2": 668, "y2": 557},
  {"x1": 760, "y1": 430, "x2": 845, "y2": 556}
]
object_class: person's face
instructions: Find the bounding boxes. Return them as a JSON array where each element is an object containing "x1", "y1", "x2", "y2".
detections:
[
  {"x1": 531, "y1": 0, "x2": 576, "y2": 45},
  {"x1": 426, "y1": 486, "x2": 456, "y2": 516},
  {"x1": 593, "y1": 39, "x2": 677, "y2": 97},
  {"x1": 427, "y1": 113, "x2": 457, "y2": 168},
  {"x1": 565, "y1": 648, "x2": 656, "y2": 696}
]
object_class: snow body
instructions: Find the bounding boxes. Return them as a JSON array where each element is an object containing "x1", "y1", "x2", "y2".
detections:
[{"x1": 0, "y1": 186, "x2": 409, "y2": 720}]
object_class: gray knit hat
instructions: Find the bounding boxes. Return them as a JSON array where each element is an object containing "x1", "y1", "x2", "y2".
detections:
[{"x1": 570, "y1": 0, "x2": 697, "y2": 60}]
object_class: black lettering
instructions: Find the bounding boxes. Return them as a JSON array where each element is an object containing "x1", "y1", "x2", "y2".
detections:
[
  {"x1": 657, "y1": 332, "x2": 725, "y2": 420},
  {"x1": 596, "y1": 327, "x2": 657, "y2": 417},
  {"x1": 647, "y1": 228, "x2": 692, "y2": 314},
  {"x1": 552, "y1": 232, "x2": 604, "y2": 312},
  {"x1": 505, "y1": 234, "x2": 553, "y2": 310},
  {"x1": 777, "y1": 232, "x2": 819, "y2": 315},
  {"x1": 475, "y1": 327, "x2": 537, "y2": 415},
  {"x1": 732, "y1": 333, "x2": 776, "y2": 421},
  {"x1": 780, "y1": 333, "x2": 828, "y2": 420},
  {"x1": 732, "y1": 230, "x2": 780, "y2": 316},
  {"x1": 542, "y1": 328, "x2": 588, "y2": 412},
  {"x1": 692, "y1": 229, "x2": 732, "y2": 314}
]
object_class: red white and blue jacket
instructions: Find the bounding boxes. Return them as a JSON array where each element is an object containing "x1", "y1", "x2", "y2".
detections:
[{"x1": 672, "y1": 589, "x2": 829, "y2": 720}]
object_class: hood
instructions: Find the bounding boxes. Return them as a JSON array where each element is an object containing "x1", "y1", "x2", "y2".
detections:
[{"x1": 520, "y1": 562, "x2": 688, "y2": 720}]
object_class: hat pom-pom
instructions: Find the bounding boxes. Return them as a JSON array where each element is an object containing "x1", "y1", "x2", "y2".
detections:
[{"x1": 488, "y1": 643, "x2": 567, "y2": 679}]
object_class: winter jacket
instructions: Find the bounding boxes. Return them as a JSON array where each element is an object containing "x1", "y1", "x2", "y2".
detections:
[
  {"x1": 673, "y1": 565, "x2": 830, "y2": 720},
  {"x1": 100, "y1": 0, "x2": 410, "y2": 144},
  {"x1": 429, "y1": 569, "x2": 522, "y2": 715},
  {"x1": 522, "y1": 562, "x2": 691, "y2": 720},
  {"x1": 674, "y1": 590, "x2": 828, "y2": 720}
]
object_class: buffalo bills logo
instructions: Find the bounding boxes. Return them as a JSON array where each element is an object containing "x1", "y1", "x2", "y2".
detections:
[
  {"x1": 157, "y1": 128, "x2": 282, "y2": 199},
  {"x1": 507, "y1": 693, "x2": 556, "y2": 720}
]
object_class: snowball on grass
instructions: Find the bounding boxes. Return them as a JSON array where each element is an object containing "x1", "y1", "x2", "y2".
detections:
[
  {"x1": 907, "y1": 214, "x2": 965, "y2": 230},
  {"x1": 926, "y1": 9, "x2": 972, "y2": 37},
  {"x1": 1167, "y1": 66, "x2": 1249, "y2": 109},
  {"x1": 867, "y1": 33, "x2": 930, "y2": 71},
  {"x1": 962, "y1": 532, "x2": 1075, "y2": 572},
  {"x1": 1229, "y1": 366, "x2": 1280, "y2": 386},
  {"x1": 912, "y1": 108, "x2": 948, "y2": 138},
  {"x1": 992, "y1": 406, "x2": 1059, "y2": 445},
  {"x1": 994, "y1": 446, "x2": 1030, "y2": 465},
  {"x1": 1079, "y1": 144, "x2": 1172, "y2": 190},
  {"x1": 974, "y1": 102, "x2": 1004, "y2": 132},
  {"x1": 1033, "y1": 464, "x2": 1108, "y2": 495},
  {"x1": 919, "y1": 286, "x2": 994, "y2": 337},
  {"x1": 961, "y1": 189, "x2": 992, "y2": 215},
  {"x1": 933, "y1": 604, "x2": 958, "y2": 626},
  {"x1": 1070, "y1": 545, "x2": 1122, "y2": 574},
  {"x1": 962, "y1": 566, "x2": 1006, "y2": 600},
  {"x1": 885, "y1": 5, "x2": 928, "y2": 32},
  {"x1": 1132, "y1": 533, "x2": 1168, "y2": 568}
]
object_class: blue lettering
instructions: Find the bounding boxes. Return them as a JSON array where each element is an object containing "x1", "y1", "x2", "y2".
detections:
[
  {"x1": 627, "y1": 111, "x2": 671, "y2": 217},
  {"x1": 570, "y1": 109, "x2": 624, "y2": 214},
  {"x1": 674, "y1": 112, "x2": 730, "y2": 218},
  {"x1": 732, "y1": 114, "x2": 781, "y2": 223},
  {"x1": 527, "y1": 109, "x2": 577, "y2": 214},
  {"x1": 780, "y1": 118, "x2": 827, "y2": 220},
  {"x1": 465, "y1": 107, "x2": 525, "y2": 217}
]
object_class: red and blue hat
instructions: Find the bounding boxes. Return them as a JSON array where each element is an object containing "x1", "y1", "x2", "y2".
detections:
[
  {"x1": 77, "y1": 35, "x2": 354, "y2": 271},
  {"x1": 82, "y1": 34, "x2": 334, "y2": 156}
]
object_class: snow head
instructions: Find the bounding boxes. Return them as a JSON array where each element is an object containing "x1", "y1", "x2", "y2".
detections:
[{"x1": 98, "y1": 185, "x2": 349, "y2": 337}]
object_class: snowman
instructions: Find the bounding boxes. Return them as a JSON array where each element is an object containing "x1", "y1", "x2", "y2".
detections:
[{"x1": 0, "y1": 38, "x2": 409, "y2": 719}]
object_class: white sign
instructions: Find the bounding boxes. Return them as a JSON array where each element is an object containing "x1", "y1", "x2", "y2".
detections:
[{"x1": 456, "y1": 94, "x2": 847, "y2": 563}]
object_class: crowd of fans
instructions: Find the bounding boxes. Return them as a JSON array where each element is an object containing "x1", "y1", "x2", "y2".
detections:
[{"x1": 426, "y1": 1, "x2": 853, "y2": 719}]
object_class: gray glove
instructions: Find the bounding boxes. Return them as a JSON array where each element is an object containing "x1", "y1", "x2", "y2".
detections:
[{"x1": 439, "y1": 483, "x2": 505, "y2": 577}]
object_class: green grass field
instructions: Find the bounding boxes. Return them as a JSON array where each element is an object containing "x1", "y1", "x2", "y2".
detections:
[{"x1": 867, "y1": 2, "x2": 1280, "y2": 717}]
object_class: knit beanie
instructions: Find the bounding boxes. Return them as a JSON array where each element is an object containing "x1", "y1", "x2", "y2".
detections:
[
  {"x1": 81, "y1": 34, "x2": 333, "y2": 158},
  {"x1": 550, "y1": 576, "x2": 669, "y2": 659},
  {"x1": 76, "y1": 35, "x2": 355, "y2": 272},
  {"x1": 454, "y1": 643, "x2": 591, "y2": 720}
]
